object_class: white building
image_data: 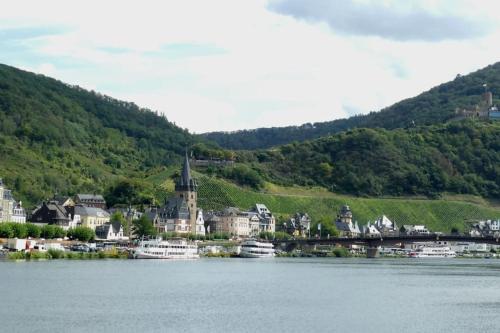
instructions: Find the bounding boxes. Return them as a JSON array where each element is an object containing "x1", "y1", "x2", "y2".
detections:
[
  {"x1": 0, "y1": 178, "x2": 26, "y2": 223},
  {"x1": 363, "y1": 222, "x2": 381, "y2": 237},
  {"x1": 195, "y1": 209, "x2": 205, "y2": 236},
  {"x1": 95, "y1": 221, "x2": 128, "y2": 241}
]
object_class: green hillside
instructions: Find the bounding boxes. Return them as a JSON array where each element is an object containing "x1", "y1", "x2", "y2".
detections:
[
  {"x1": 182, "y1": 174, "x2": 498, "y2": 233},
  {"x1": 231, "y1": 121, "x2": 500, "y2": 199},
  {"x1": 0, "y1": 64, "x2": 198, "y2": 205},
  {"x1": 203, "y1": 62, "x2": 500, "y2": 150}
]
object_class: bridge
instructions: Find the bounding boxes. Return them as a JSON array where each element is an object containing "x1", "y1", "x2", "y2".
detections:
[{"x1": 272, "y1": 234, "x2": 500, "y2": 258}]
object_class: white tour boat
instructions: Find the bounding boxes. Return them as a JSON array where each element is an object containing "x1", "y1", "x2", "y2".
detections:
[
  {"x1": 409, "y1": 246, "x2": 456, "y2": 258},
  {"x1": 132, "y1": 237, "x2": 199, "y2": 259},
  {"x1": 239, "y1": 239, "x2": 275, "y2": 258}
]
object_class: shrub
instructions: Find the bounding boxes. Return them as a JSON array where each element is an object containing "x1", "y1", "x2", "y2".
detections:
[
  {"x1": 0, "y1": 223, "x2": 14, "y2": 238},
  {"x1": 8, "y1": 252, "x2": 26, "y2": 260},
  {"x1": 11, "y1": 223, "x2": 28, "y2": 239},
  {"x1": 47, "y1": 249, "x2": 65, "y2": 259},
  {"x1": 332, "y1": 247, "x2": 350, "y2": 257},
  {"x1": 26, "y1": 223, "x2": 42, "y2": 238},
  {"x1": 67, "y1": 226, "x2": 95, "y2": 242}
]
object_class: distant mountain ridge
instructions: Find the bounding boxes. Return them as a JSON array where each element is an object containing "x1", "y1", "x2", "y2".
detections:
[{"x1": 202, "y1": 62, "x2": 500, "y2": 150}]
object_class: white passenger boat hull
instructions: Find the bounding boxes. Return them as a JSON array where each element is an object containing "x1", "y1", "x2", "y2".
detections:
[
  {"x1": 134, "y1": 252, "x2": 199, "y2": 260},
  {"x1": 409, "y1": 246, "x2": 456, "y2": 258},
  {"x1": 239, "y1": 239, "x2": 275, "y2": 258},
  {"x1": 132, "y1": 237, "x2": 199, "y2": 260},
  {"x1": 239, "y1": 252, "x2": 275, "y2": 258}
]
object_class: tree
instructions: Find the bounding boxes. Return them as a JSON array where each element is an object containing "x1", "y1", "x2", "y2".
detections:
[
  {"x1": 40, "y1": 225, "x2": 65, "y2": 239},
  {"x1": 41, "y1": 225, "x2": 56, "y2": 239},
  {"x1": 312, "y1": 216, "x2": 339, "y2": 238},
  {"x1": 26, "y1": 223, "x2": 42, "y2": 238},
  {"x1": 105, "y1": 179, "x2": 152, "y2": 208},
  {"x1": 67, "y1": 226, "x2": 95, "y2": 242},
  {"x1": 0, "y1": 223, "x2": 14, "y2": 238},
  {"x1": 132, "y1": 215, "x2": 157, "y2": 238},
  {"x1": 11, "y1": 223, "x2": 28, "y2": 238}
]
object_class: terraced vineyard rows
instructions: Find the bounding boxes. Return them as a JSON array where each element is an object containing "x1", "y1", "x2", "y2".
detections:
[{"x1": 196, "y1": 174, "x2": 500, "y2": 232}]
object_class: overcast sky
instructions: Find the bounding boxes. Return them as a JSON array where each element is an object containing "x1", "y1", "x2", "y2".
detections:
[{"x1": 1, "y1": 0, "x2": 500, "y2": 133}]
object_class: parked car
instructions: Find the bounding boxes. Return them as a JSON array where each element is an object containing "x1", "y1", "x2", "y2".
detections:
[{"x1": 70, "y1": 244, "x2": 90, "y2": 252}]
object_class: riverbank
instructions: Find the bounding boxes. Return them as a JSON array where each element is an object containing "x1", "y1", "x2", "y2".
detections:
[{"x1": 5, "y1": 248, "x2": 128, "y2": 261}]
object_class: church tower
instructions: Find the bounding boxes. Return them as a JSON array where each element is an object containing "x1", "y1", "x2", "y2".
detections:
[{"x1": 175, "y1": 152, "x2": 198, "y2": 233}]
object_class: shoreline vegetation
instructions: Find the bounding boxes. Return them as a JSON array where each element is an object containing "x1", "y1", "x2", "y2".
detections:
[{"x1": 5, "y1": 248, "x2": 128, "y2": 261}]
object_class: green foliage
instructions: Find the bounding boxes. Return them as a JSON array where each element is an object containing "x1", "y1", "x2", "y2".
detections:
[
  {"x1": 105, "y1": 179, "x2": 153, "y2": 208},
  {"x1": 246, "y1": 122, "x2": 500, "y2": 198},
  {"x1": 7, "y1": 251, "x2": 26, "y2": 260},
  {"x1": 206, "y1": 232, "x2": 230, "y2": 240},
  {"x1": 26, "y1": 223, "x2": 42, "y2": 238},
  {"x1": 219, "y1": 165, "x2": 264, "y2": 190},
  {"x1": 259, "y1": 231, "x2": 291, "y2": 240},
  {"x1": 312, "y1": 217, "x2": 339, "y2": 238},
  {"x1": 41, "y1": 225, "x2": 65, "y2": 239},
  {"x1": 203, "y1": 62, "x2": 500, "y2": 149},
  {"x1": 0, "y1": 223, "x2": 14, "y2": 238},
  {"x1": 161, "y1": 231, "x2": 180, "y2": 239},
  {"x1": 47, "y1": 249, "x2": 65, "y2": 259},
  {"x1": 332, "y1": 247, "x2": 350, "y2": 257},
  {"x1": 0, "y1": 64, "x2": 198, "y2": 207},
  {"x1": 67, "y1": 226, "x2": 95, "y2": 242},
  {"x1": 132, "y1": 215, "x2": 157, "y2": 237},
  {"x1": 194, "y1": 173, "x2": 500, "y2": 233},
  {"x1": 10, "y1": 223, "x2": 28, "y2": 239}
]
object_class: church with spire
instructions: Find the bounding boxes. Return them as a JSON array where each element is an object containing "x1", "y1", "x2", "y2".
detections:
[{"x1": 146, "y1": 152, "x2": 205, "y2": 236}]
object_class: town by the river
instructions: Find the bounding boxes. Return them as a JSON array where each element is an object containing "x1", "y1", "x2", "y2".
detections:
[{"x1": 1, "y1": 258, "x2": 500, "y2": 333}]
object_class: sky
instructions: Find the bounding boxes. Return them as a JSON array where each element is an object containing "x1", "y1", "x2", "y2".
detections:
[{"x1": 1, "y1": 0, "x2": 500, "y2": 133}]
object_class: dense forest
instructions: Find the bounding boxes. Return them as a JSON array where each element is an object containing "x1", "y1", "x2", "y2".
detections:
[
  {"x1": 202, "y1": 62, "x2": 500, "y2": 150},
  {"x1": 0, "y1": 64, "x2": 199, "y2": 205},
  {"x1": 230, "y1": 121, "x2": 500, "y2": 198}
]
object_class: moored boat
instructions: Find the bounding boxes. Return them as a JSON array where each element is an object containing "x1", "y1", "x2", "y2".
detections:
[
  {"x1": 239, "y1": 239, "x2": 275, "y2": 258},
  {"x1": 409, "y1": 246, "x2": 456, "y2": 258},
  {"x1": 132, "y1": 237, "x2": 199, "y2": 259}
]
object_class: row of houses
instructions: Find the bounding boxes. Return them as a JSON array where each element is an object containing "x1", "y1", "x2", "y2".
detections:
[
  {"x1": 203, "y1": 204, "x2": 276, "y2": 238},
  {"x1": 280, "y1": 204, "x2": 431, "y2": 238},
  {"x1": 28, "y1": 196, "x2": 128, "y2": 241}
]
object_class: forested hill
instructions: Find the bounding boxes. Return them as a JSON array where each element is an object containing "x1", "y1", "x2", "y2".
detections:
[
  {"x1": 202, "y1": 62, "x2": 500, "y2": 150},
  {"x1": 0, "y1": 64, "x2": 197, "y2": 204},
  {"x1": 235, "y1": 121, "x2": 500, "y2": 199}
]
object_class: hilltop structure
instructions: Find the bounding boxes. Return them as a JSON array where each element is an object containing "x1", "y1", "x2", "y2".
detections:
[
  {"x1": 455, "y1": 87, "x2": 500, "y2": 120},
  {"x1": 0, "y1": 178, "x2": 26, "y2": 223}
]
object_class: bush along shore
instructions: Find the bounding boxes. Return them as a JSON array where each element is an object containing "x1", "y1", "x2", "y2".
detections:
[{"x1": 6, "y1": 248, "x2": 129, "y2": 261}]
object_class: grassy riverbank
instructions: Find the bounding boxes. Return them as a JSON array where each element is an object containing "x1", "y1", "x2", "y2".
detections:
[{"x1": 6, "y1": 248, "x2": 129, "y2": 260}]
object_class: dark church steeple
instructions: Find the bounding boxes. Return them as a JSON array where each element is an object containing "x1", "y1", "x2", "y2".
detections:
[
  {"x1": 175, "y1": 151, "x2": 198, "y2": 232},
  {"x1": 175, "y1": 152, "x2": 198, "y2": 192}
]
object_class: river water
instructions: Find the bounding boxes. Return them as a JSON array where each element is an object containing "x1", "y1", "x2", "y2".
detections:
[{"x1": 1, "y1": 258, "x2": 500, "y2": 332}]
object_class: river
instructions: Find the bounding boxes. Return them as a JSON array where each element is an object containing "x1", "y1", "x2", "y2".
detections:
[{"x1": 1, "y1": 258, "x2": 500, "y2": 332}]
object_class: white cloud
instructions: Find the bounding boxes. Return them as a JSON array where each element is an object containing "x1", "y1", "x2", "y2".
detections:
[{"x1": 1, "y1": 0, "x2": 500, "y2": 133}]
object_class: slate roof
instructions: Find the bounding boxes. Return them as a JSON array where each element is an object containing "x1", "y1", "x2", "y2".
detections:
[
  {"x1": 156, "y1": 197, "x2": 190, "y2": 220},
  {"x1": 30, "y1": 201, "x2": 71, "y2": 224},
  {"x1": 175, "y1": 152, "x2": 198, "y2": 192},
  {"x1": 76, "y1": 194, "x2": 106, "y2": 201},
  {"x1": 95, "y1": 220, "x2": 122, "y2": 239},
  {"x1": 335, "y1": 220, "x2": 360, "y2": 234},
  {"x1": 74, "y1": 205, "x2": 110, "y2": 218},
  {"x1": 3, "y1": 190, "x2": 14, "y2": 201}
]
